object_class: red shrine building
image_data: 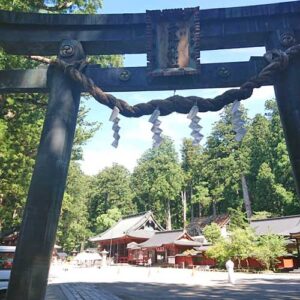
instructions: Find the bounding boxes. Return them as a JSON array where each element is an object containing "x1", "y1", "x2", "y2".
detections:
[
  {"x1": 90, "y1": 211, "x2": 164, "y2": 263},
  {"x1": 90, "y1": 211, "x2": 300, "y2": 269},
  {"x1": 90, "y1": 211, "x2": 206, "y2": 265},
  {"x1": 128, "y1": 229, "x2": 202, "y2": 265}
]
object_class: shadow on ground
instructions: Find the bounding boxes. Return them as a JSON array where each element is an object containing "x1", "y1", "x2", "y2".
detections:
[{"x1": 47, "y1": 278, "x2": 300, "y2": 300}]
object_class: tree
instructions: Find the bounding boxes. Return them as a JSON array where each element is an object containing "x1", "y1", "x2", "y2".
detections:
[
  {"x1": 181, "y1": 139, "x2": 211, "y2": 221},
  {"x1": 132, "y1": 138, "x2": 184, "y2": 229},
  {"x1": 191, "y1": 183, "x2": 212, "y2": 218},
  {"x1": 202, "y1": 223, "x2": 221, "y2": 244},
  {"x1": 255, "y1": 234, "x2": 287, "y2": 270},
  {"x1": 0, "y1": 95, "x2": 45, "y2": 230},
  {"x1": 0, "y1": 0, "x2": 102, "y2": 13},
  {"x1": 256, "y1": 163, "x2": 294, "y2": 214},
  {"x1": 0, "y1": 98, "x2": 100, "y2": 232},
  {"x1": 57, "y1": 162, "x2": 91, "y2": 252},
  {"x1": 205, "y1": 105, "x2": 248, "y2": 216},
  {"x1": 229, "y1": 227, "x2": 257, "y2": 269},
  {"x1": 242, "y1": 100, "x2": 299, "y2": 215},
  {"x1": 95, "y1": 207, "x2": 122, "y2": 234},
  {"x1": 228, "y1": 207, "x2": 248, "y2": 230},
  {"x1": 206, "y1": 238, "x2": 231, "y2": 268},
  {"x1": 251, "y1": 211, "x2": 274, "y2": 220},
  {"x1": 88, "y1": 163, "x2": 135, "y2": 233}
]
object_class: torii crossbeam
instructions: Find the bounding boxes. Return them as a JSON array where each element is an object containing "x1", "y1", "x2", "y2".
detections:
[{"x1": 1, "y1": 2, "x2": 300, "y2": 299}]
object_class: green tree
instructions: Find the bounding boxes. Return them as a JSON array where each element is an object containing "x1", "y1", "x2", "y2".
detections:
[
  {"x1": 57, "y1": 162, "x2": 91, "y2": 252},
  {"x1": 95, "y1": 207, "x2": 122, "y2": 233},
  {"x1": 251, "y1": 211, "x2": 274, "y2": 220},
  {"x1": 256, "y1": 163, "x2": 294, "y2": 214},
  {"x1": 229, "y1": 227, "x2": 257, "y2": 269},
  {"x1": 191, "y1": 183, "x2": 212, "y2": 218},
  {"x1": 254, "y1": 234, "x2": 287, "y2": 270},
  {"x1": 132, "y1": 138, "x2": 184, "y2": 229},
  {"x1": 88, "y1": 163, "x2": 135, "y2": 232},
  {"x1": 228, "y1": 207, "x2": 248, "y2": 230},
  {"x1": 202, "y1": 223, "x2": 221, "y2": 244},
  {"x1": 206, "y1": 238, "x2": 231, "y2": 268},
  {"x1": 0, "y1": 0, "x2": 102, "y2": 13},
  {"x1": 0, "y1": 95, "x2": 45, "y2": 230},
  {"x1": 205, "y1": 105, "x2": 248, "y2": 215},
  {"x1": 242, "y1": 100, "x2": 299, "y2": 215},
  {"x1": 181, "y1": 139, "x2": 211, "y2": 221}
]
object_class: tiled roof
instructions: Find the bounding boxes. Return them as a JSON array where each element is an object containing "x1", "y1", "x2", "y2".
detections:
[
  {"x1": 187, "y1": 214, "x2": 230, "y2": 236},
  {"x1": 191, "y1": 214, "x2": 230, "y2": 228},
  {"x1": 250, "y1": 215, "x2": 300, "y2": 236},
  {"x1": 127, "y1": 230, "x2": 155, "y2": 239},
  {"x1": 90, "y1": 211, "x2": 163, "y2": 242},
  {"x1": 174, "y1": 239, "x2": 201, "y2": 246},
  {"x1": 139, "y1": 230, "x2": 189, "y2": 248}
]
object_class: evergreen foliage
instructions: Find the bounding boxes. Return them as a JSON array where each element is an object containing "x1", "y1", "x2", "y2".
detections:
[
  {"x1": 88, "y1": 163, "x2": 136, "y2": 233},
  {"x1": 254, "y1": 234, "x2": 287, "y2": 270},
  {"x1": 131, "y1": 138, "x2": 184, "y2": 229},
  {"x1": 202, "y1": 223, "x2": 222, "y2": 244}
]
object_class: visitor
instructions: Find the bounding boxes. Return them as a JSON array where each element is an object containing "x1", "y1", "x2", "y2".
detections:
[{"x1": 225, "y1": 258, "x2": 235, "y2": 284}]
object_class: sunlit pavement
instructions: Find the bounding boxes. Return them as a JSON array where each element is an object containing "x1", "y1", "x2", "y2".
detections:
[{"x1": 46, "y1": 265, "x2": 300, "y2": 299}]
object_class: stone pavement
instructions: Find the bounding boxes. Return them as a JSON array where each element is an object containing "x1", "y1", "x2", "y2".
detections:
[
  {"x1": 45, "y1": 265, "x2": 300, "y2": 299},
  {"x1": 46, "y1": 283, "x2": 121, "y2": 300}
]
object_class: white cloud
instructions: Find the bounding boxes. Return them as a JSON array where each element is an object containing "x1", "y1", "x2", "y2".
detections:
[{"x1": 80, "y1": 146, "x2": 145, "y2": 175}]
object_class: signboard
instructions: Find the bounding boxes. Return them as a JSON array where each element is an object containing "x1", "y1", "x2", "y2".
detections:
[{"x1": 146, "y1": 7, "x2": 200, "y2": 77}]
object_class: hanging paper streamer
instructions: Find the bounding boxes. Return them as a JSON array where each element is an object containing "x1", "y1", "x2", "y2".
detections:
[
  {"x1": 231, "y1": 100, "x2": 246, "y2": 142},
  {"x1": 109, "y1": 106, "x2": 120, "y2": 148},
  {"x1": 187, "y1": 105, "x2": 203, "y2": 146},
  {"x1": 149, "y1": 108, "x2": 163, "y2": 148}
]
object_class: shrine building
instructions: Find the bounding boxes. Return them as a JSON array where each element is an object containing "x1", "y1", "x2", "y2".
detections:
[{"x1": 90, "y1": 211, "x2": 164, "y2": 263}]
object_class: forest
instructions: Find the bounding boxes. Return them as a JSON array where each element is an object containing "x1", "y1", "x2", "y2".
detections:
[{"x1": 1, "y1": 0, "x2": 300, "y2": 253}]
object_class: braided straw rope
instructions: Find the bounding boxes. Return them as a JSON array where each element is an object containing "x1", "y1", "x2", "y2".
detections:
[{"x1": 30, "y1": 44, "x2": 300, "y2": 118}]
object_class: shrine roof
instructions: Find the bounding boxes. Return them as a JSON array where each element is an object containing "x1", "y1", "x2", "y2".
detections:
[
  {"x1": 127, "y1": 230, "x2": 155, "y2": 239},
  {"x1": 250, "y1": 214, "x2": 300, "y2": 236},
  {"x1": 187, "y1": 214, "x2": 230, "y2": 230},
  {"x1": 90, "y1": 211, "x2": 163, "y2": 242},
  {"x1": 139, "y1": 230, "x2": 196, "y2": 248}
]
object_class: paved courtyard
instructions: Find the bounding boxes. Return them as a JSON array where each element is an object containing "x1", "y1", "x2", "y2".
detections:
[{"x1": 46, "y1": 265, "x2": 300, "y2": 299}]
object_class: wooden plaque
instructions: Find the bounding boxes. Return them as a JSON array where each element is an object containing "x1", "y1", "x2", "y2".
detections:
[{"x1": 146, "y1": 7, "x2": 200, "y2": 77}]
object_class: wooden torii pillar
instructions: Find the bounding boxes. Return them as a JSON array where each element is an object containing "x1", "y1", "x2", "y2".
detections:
[
  {"x1": 5, "y1": 40, "x2": 85, "y2": 300},
  {"x1": 0, "y1": 2, "x2": 300, "y2": 299}
]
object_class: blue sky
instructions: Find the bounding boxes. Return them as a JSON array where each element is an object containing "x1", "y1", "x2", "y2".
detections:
[{"x1": 79, "y1": 0, "x2": 297, "y2": 175}]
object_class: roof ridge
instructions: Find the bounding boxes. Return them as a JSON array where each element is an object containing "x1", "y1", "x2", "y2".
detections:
[
  {"x1": 155, "y1": 229, "x2": 183, "y2": 234},
  {"x1": 251, "y1": 214, "x2": 300, "y2": 222},
  {"x1": 122, "y1": 211, "x2": 151, "y2": 220}
]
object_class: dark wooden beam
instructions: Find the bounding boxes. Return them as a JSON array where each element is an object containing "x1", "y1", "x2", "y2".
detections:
[
  {"x1": 267, "y1": 33, "x2": 300, "y2": 200},
  {"x1": 6, "y1": 40, "x2": 84, "y2": 300},
  {"x1": 0, "y1": 57, "x2": 270, "y2": 93},
  {"x1": 0, "y1": 1, "x2": 300, "y2": 55}
]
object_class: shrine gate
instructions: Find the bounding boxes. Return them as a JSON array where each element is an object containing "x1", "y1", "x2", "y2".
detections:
[{"x1": 0, "y1": 1, "x2": 300, "y2": 299}]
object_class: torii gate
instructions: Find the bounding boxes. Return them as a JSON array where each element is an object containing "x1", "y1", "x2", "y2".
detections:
[{"x1": 1, "y1": 1, "x2": 300, "y2": 299}]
